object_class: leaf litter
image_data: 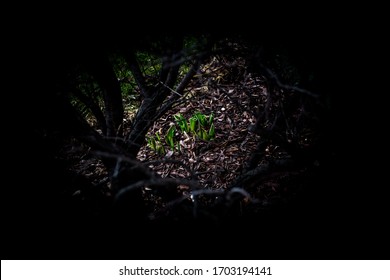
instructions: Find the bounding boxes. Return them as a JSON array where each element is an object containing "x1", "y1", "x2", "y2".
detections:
[
  {"x1": 60, "y1": 52, "x2": 320, "y2": 223},
  {"x1": 136, "y1": 54, "x2": 315, "y2": 221}
]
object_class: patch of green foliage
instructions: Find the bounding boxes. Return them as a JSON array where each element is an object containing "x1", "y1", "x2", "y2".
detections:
[{"x1": 146, "y1": 111, "x2": 215, "y2": 155}]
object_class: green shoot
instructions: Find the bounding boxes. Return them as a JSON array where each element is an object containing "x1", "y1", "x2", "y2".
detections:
[
  {"x1": 146, "y1": 111, "x2": 216, "y2": 155},
  {"x1": 165, "y1": 125, "x2": 176, "y2": 150}
]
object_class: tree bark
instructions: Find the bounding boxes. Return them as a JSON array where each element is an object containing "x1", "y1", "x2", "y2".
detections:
[
  {"x1": 84, "y1": 51, "x2": 124, "y2": 138},
  {"x1": 71, "y1": 87, "x2": 107, "y2": 135}
]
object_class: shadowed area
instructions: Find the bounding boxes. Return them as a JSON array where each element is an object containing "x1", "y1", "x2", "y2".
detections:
[{"x1": 3, "y1": 21, "x2": 389, "y2": 260}]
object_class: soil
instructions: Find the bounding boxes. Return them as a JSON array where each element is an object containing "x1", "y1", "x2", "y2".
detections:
[{"x1": 56, "y1": 53, "x2": 322, "y2": 228}]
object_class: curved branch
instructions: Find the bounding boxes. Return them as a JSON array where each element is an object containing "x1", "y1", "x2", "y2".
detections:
[
  {"x1": 84, "y1": 52, "x2": 124, "y2": 137},
  {"x1": 71, "y1": 88, "x2": 107, "y2": 135},
  {"x1": 124, "y1": 52, "x2": 149, "y2": 98},
  {"x1": 175, "y1": 60, "x2": 201, "y2": 94}
]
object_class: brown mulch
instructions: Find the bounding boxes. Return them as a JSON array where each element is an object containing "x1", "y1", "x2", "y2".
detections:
[
  {"x1": 134, "y1": 55, "x2": 313, "y2": 220},
  {"x1": 58, "y1": 53, "x2": 317, "y2": 223}
]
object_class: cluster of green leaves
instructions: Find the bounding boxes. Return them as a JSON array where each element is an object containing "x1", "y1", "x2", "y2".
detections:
[
  {"x1": 175, "y1": 112, "x2": 215, "y2": 141},
  {"x1": 146, "y1": 130, "x2": 167, "y2": 155},
  {"x1": 146, "y1": 112, "x2": 215, "y2": 155}
]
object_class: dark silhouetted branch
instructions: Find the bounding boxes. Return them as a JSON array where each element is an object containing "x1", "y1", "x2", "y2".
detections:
[{"x1": 124, "y1": 52, "x2": 150, "y2": 98}]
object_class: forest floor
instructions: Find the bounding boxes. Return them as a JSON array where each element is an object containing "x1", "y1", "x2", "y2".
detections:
[{"x1": 57, "y1": 53, "x2": 321, "y2": 226}]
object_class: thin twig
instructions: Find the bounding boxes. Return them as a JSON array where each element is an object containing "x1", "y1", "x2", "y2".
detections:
[
  {"x1": 158, "y1": 81, "x2": 183, "y2": 97},
  {"x1": 92, "y1": 150, "x2": 156, "y2": 179},
  {"x1": 265, "y1": 68, "x2": 320, "y2": 98},
  {"x1": 115, "y1": 177, "x2": 202, "y2": 202}
]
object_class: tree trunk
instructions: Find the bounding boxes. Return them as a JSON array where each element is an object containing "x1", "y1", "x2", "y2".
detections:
[{"x1": 84, "y1": 51, "x2": 124, "y2": 138}]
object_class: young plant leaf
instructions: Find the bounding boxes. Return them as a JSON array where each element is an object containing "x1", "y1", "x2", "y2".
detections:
[
  {"x1": 176, "y1": 141, "x2": 181, "y2": 153},
  {"x1": 147, "y1": 136, "x2": 157, "y2": 151},
  {"x1": 157, "y1": 144, "x2": 165, "y2": 155},
  {"x1": 190, "y1": 117, "x2": 197, "y2": 133},
  {"x1": 208, "y1": 123, "x2": 215, "y2": 140},
  {"x1": 165, "y1": 125, "x2": 176, "y2": 150},
  {"x1": 196, "y1": 112, "x2": 206, "y2": 127},
  {"x1": 174, "y1": 113, "x2": 189, "y2": 133},
  {"x1": 209, "y1": 113, "x2": 214, "y2": 125}
]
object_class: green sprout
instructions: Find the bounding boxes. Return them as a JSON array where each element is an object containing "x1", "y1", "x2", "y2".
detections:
[
  {"x1": 165, "y1": 125, "x2": 176, "y2": 151},
  {"x1": 174, "y1": 113, "x2": 189, "y2": 133},
  {"x1": 146, "y1": 111, "x2": 216, "y2": 155}
]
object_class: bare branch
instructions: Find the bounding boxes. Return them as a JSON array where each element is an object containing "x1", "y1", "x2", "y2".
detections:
[
  {"x1": 152, "y1": 95, "x2": 188, "y2": 124},
  {"x1": 265, "y1": 68, "x2": 320, "y2": 98},
  {"x1": 70, "y1": 87, "x2": 107, "y2": 135},
  {"x1": 159, "y1": 56, "x2": 170, "y2": 83},
  {"x1": 229, "y1": 158, "x2": 295, "y2": 189},
  {"x1": 175, "y1": 60, "x2": 201, "y2": 94},
  {"x1": 158, "y1": 81, "x2": 182, "y2": 97},
  {"x1": 124, "y1": 52, "x2": 149, "y2": 98},
  {"x1": 226, "y1": 187, "x2": 256, "y2": 202},
  {"x1": 152, "y1": 61, "x2": 202, "y2": 122},
  {"x1": 91, "y1": 150, "x2": 156, "y2": 178},
  {"x1": 115, "y1": 177, "x2": 202, "y2": 203},
  {"x1": 164, "y1": 63, "x2": 181, "y2": 89},
  {"x1": 85, "y1": 52, "x2": 124, "y2": 137}
]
